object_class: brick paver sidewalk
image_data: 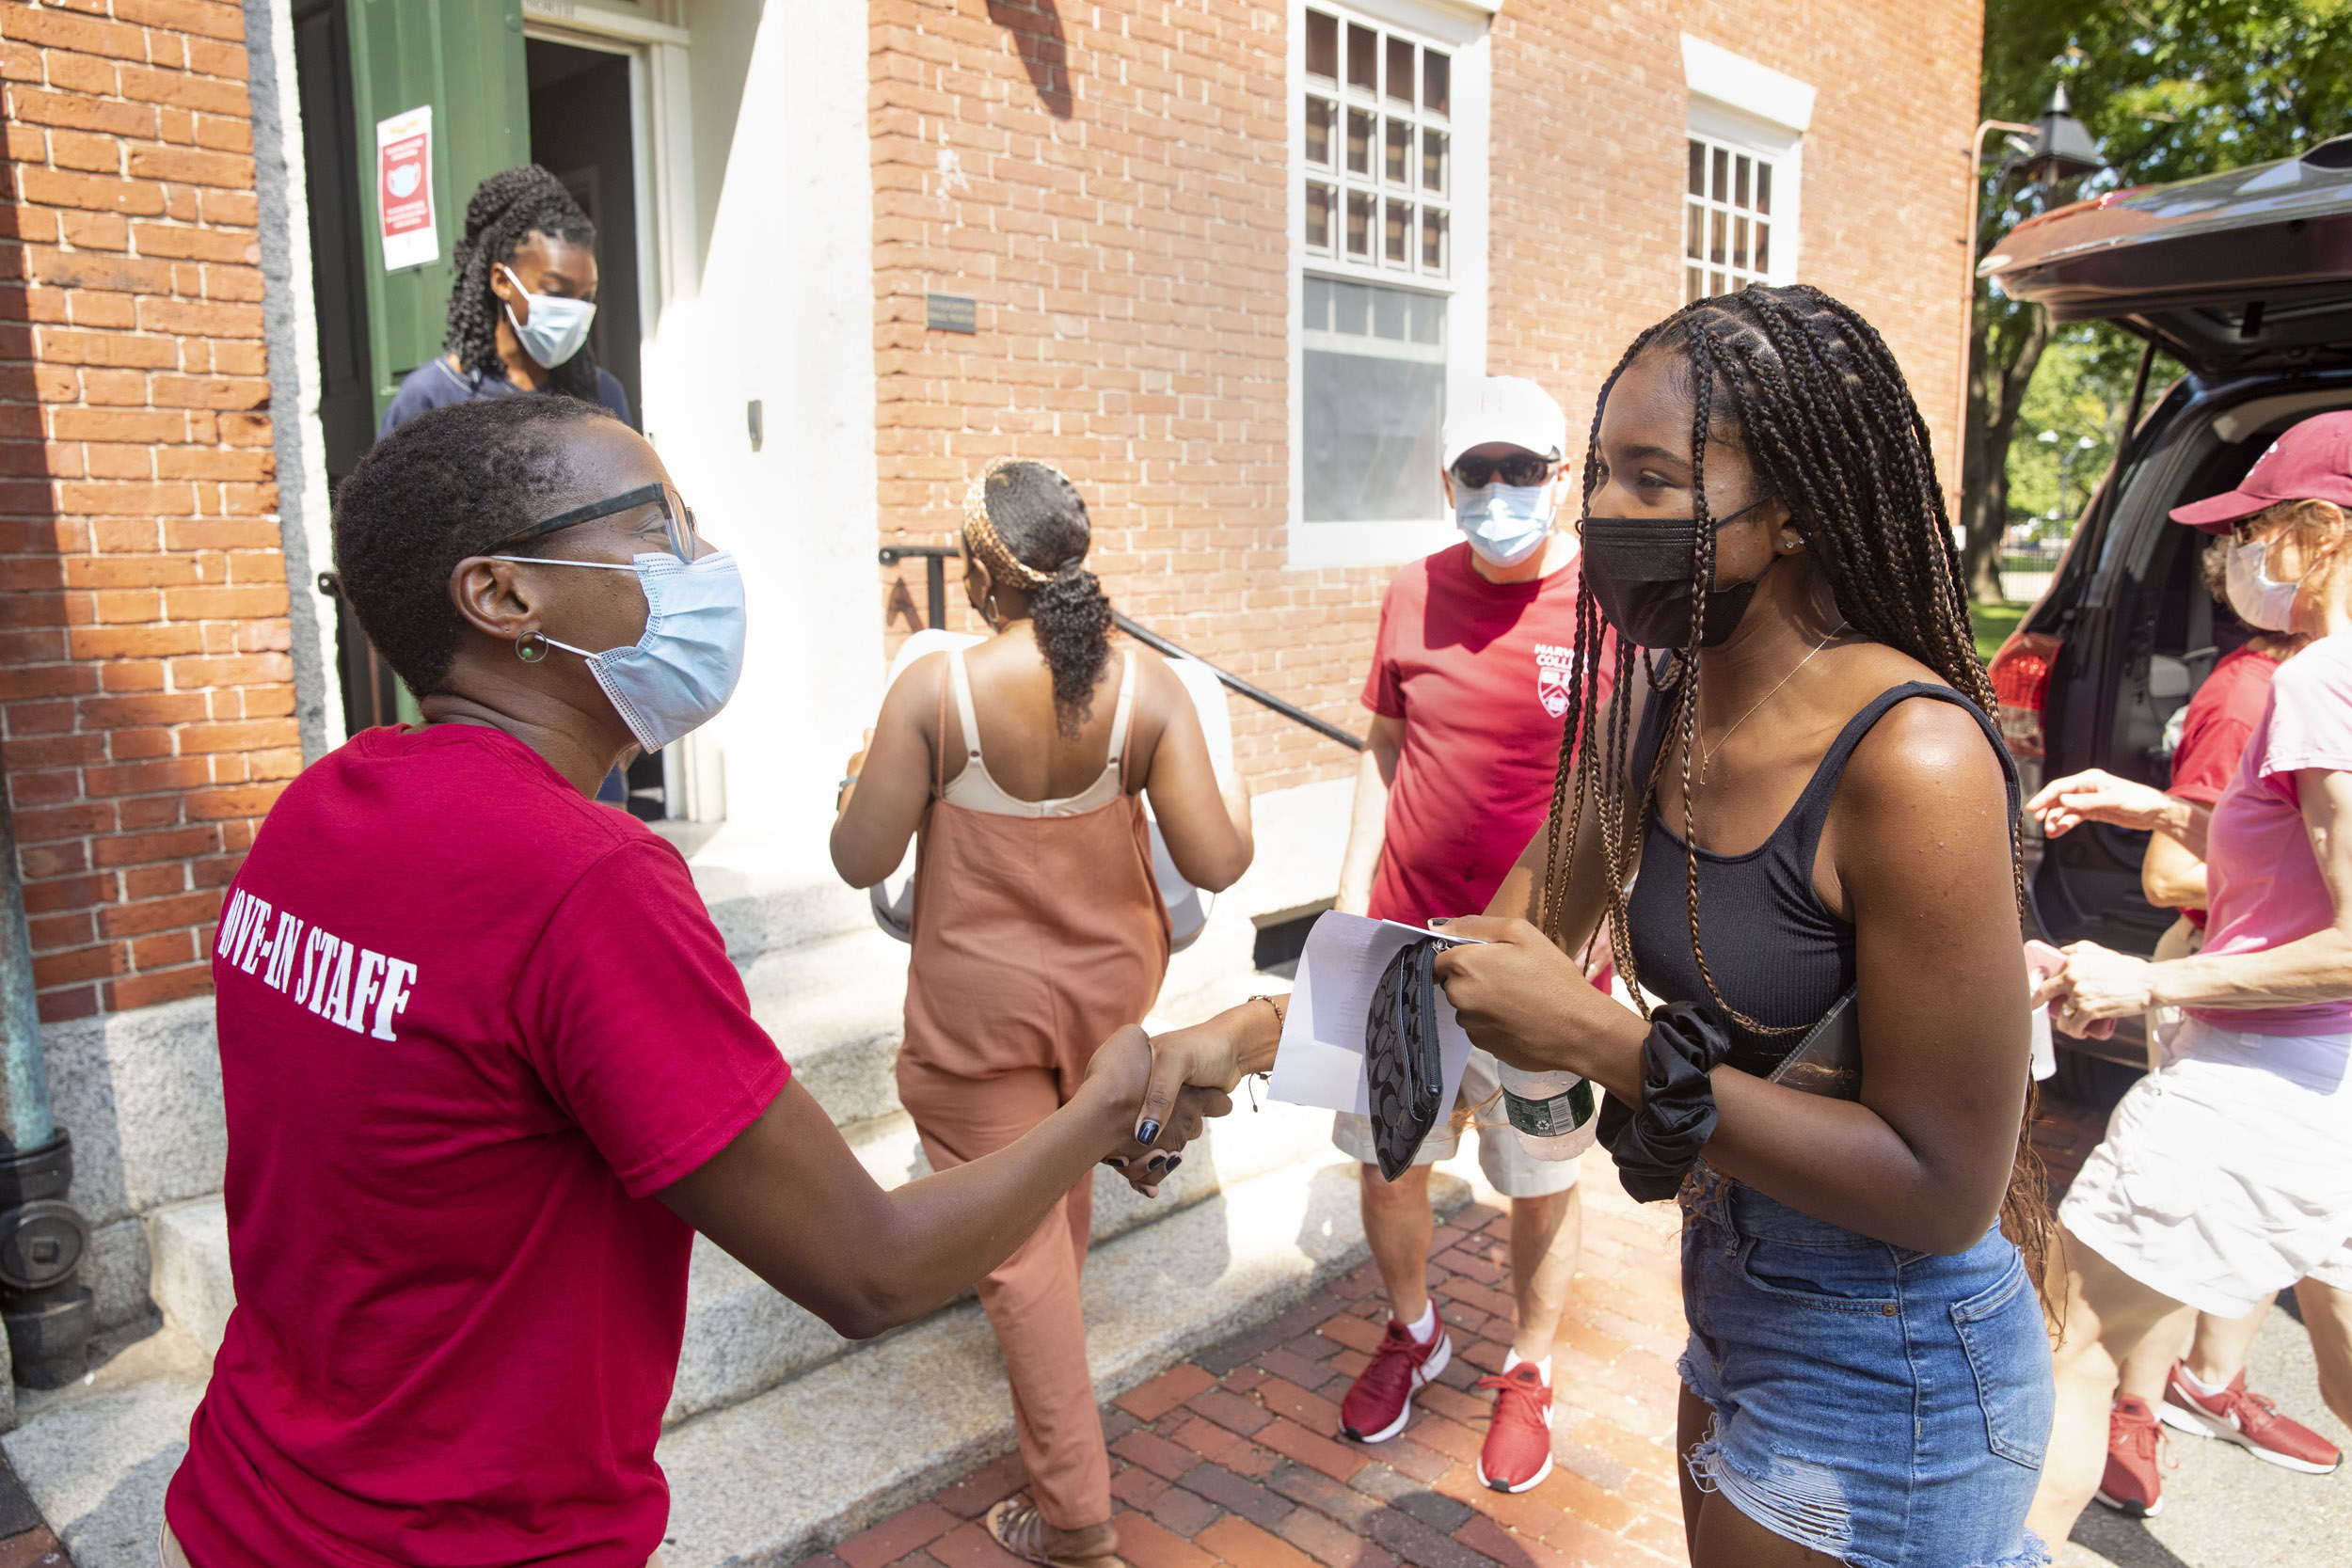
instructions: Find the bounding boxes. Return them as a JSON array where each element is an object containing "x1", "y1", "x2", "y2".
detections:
[{"x1": 808, "y1": 1171, "x2": 1692, "y2": 1568}]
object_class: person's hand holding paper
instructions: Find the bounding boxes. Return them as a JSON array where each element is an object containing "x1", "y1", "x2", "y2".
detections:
[{"x1": 1431, "y1": 916, "x2": 1649, "y2": 1094}]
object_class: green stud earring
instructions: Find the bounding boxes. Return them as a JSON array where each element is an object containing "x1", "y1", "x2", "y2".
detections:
[{"x1": 516, "y1": 631, "x2": 549, "y2": 663}]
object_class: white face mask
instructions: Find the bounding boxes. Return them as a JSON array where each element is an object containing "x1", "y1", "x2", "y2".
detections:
[
  {"x1": 2226, "y1": 536, "x2": 2302, "y2": 632},
  {"x1": 493, "y1": 551, "x2": 747, "y2": 750},
  {"x1": 500, "y1": 264, "x2": 596, "y2": 371},
  {"x1": 1454, "y1": 482, "x2": 1555, "y2": 567}
]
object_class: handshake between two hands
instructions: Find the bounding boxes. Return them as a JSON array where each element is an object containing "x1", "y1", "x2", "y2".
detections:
[{"x1": 1079, "y1": 997, "x2": 1288, "y2": 1198}]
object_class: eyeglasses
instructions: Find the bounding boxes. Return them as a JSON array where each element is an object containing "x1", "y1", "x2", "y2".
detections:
[
  {"x1": 1451, "y1": 452, "x2": 1556, "y2": 490},
  {"x1": 488, "y1": 482, "x2": 700, "y2": 562}
]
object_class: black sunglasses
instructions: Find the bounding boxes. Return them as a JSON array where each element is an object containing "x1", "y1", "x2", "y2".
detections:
[
  {"x1": 488, "y1": 483, "x2": 700, "y2": 561},
  {"x1": 1451, "y1": 452, "x2": 1556, "y2": 490}
]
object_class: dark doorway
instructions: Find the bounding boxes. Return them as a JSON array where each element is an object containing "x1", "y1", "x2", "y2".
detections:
[{"x1": 525, "y1": 40, "x2": 643, "y2": 426}]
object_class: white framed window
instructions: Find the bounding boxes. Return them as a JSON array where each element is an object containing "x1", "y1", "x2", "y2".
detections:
[
  {"x1": 1680, "y1": 36, "x2": 1809, "y2": 303},
  {"x1": 1292, "y1": 0, "x2": 1489, "y2": 567}
]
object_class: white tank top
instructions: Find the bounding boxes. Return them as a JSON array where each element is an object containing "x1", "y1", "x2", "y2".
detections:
[{"x1": 940, "y1": 648, "x2": 1135, "y2": 817}]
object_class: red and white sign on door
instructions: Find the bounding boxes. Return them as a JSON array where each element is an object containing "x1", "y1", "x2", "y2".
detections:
[{"x1": 376, "y1": 105, "x2": 437, "y2": 271}]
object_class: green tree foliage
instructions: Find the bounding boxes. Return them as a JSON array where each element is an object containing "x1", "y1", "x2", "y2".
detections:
[{"x1": 1963, "y1": 0, "x2": 2352, "y2": 600}]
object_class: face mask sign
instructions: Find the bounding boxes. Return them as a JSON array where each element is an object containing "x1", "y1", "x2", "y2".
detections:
[
  {"x1": 500, "y1": 264, "x2": 596, "y2": 371},
  {"x1": 2226, "y1": 534, "x2": 2303, "y2": 632},
  {"x1": 494, "y1": 550, "x2": 748, "y2": 750},
  {"x1": 1579, "y1": 498, "x2": 1772, "y2": 649}
]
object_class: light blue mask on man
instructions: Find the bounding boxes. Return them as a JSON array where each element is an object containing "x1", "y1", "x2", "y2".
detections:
[
  {"x1": 1454, "y1": 483, "x2": 1554, "y2": 567},
  {"x1": 493, "y1": 550, "x2": 747, "y2": 750}
]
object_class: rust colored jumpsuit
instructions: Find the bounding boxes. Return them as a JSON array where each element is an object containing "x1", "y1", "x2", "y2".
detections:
[{"x1": 896, "y1": 650, "x2": 1170, "y2": 1530}]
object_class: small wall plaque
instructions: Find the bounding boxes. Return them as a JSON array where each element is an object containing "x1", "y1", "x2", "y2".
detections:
[{"x1": 926, "y1": 293, "x2": 977, "y2": 334}]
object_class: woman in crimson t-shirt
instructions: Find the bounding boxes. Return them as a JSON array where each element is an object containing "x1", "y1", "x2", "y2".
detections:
[{"x1": 162, "y1": 396, "x2": 1266, "y2": 1568}]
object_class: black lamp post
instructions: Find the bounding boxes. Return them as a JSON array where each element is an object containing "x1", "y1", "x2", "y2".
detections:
[{"x1": 2016, "y1": 85, "x2": 2103, "y2": 189}]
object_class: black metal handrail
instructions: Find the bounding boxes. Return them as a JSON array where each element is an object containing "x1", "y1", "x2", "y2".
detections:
[{"x1": 878, "y1": 545, "x2": 1363, "y2": 752}]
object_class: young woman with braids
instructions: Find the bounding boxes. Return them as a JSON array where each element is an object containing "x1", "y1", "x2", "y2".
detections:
[
  {"x1": 1430, "y1": 286, "x2": 2055, "y2": 1566},
  {"x1": 377, "y1": 165, "x2": 631, "y2": 438},
  {"x1": 830, "y1": 459, "x2": 1255, "y2": 1568}
]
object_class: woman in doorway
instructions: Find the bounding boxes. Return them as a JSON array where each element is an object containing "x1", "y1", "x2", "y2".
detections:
[
  {"x1": 377, "y1": 163, "x2": 631, "y2": 437},
  {"x1": 2022, "y1": 417, "x2": 2352, "y2": 1540},
  {"x1": 1429, "y1": 285, "x2": 2053, "y2": 1566},
  {"x1": 163, "y1": 398, "x2": 1255, "y2": 1567},
  {"x1": 832, "y1": 460, "x2": 1255, "y2": 1568}
]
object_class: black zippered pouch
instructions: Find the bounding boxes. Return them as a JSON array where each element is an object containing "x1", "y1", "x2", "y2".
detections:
[{"x1": 1365, "y1": 936, "x2": 1449, "y2": 1180}]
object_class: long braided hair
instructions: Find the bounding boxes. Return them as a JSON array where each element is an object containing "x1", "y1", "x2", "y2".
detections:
[
  {"x1": 444, "y1": 166, "x2": 605, "y2": 405},
  {"x1": 1534, "y1": 284, "x2": 2049, "y2": 1275},
  {"x1": 963, "y1": 459, "x2": 1116, "y2": 736}
]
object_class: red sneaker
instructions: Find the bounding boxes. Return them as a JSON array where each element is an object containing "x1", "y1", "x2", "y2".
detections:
[
  {"x1": 1473, "y1": 1363, "x2": 1554, "y2": 1493},
  {"x1": 2093, "y1": 1395, "x2": 2170, "y2": 1517},
  {"x1": 2160, "y1": 1361, "x2": 2344, "y2": 1475},
  {"x1": 1338, "y1": 1314, "x2": 1451, "y2": 1443}
]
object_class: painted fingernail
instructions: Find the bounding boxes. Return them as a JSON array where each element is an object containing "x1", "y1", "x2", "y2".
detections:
[
  {"x1": 1136, "y1": 1119, "x2": 1162, "y2": 1147},
  {"x1": 1164, "y1": 1155, "x2": 1183, "y2": 1172},
  {"x1": 1429, "y1": 917, "x2": 1452, "y2": 927},
  {"x1": 1104, "y1": 1156, "x2": 1130, "y2": 1169},
  {"x1": 1145, "y1": 1152, "x2": 1170, "y2": 1171}
]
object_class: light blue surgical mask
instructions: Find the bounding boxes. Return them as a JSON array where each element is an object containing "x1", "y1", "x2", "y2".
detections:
[
  {"x1": 1454, "y1": 483, "x2": 1555, "y2": 567},
  {"x1": 493, "y1": 550, "x2": 747, "y2": 750},
  {"x1": 501, "y1": 264, "x2": 596, "y2": 371}
]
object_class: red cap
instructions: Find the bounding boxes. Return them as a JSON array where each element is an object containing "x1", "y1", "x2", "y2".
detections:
[{"x1": 2171, "y1": 410, "x2": 2352, "y2": 533}]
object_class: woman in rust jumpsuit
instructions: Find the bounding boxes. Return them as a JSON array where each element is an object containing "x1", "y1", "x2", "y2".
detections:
[{"x1": 833, "y1": 460, "x2": 1254, "y2": 1568}]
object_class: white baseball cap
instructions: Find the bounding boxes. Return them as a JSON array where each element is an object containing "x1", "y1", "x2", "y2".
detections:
[{"x1": 1441, "y1": 376, "x2": 1568, "y2": 469}]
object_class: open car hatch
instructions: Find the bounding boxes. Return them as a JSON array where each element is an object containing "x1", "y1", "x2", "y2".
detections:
[{"x1": 1979, "y1": 139, "x2": 2352, "y2": 372}]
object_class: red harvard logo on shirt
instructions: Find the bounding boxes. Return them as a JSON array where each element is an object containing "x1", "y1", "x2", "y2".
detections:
[{"x1": 1535, "y1": 642, "x2": 1576, "y2": 718}]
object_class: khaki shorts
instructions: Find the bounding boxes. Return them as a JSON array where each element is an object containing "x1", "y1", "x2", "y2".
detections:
[{"x1": 1330, "y1": 1046, "x2": 1580, "y2": 1199}]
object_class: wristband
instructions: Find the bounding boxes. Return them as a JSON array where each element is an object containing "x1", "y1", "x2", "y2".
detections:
[{"x1": 1595, "y1": 1000, "x2": 1734, "y2": 1202}]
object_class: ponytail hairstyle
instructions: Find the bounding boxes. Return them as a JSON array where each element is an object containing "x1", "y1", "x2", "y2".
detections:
[
  {"x1": 1534, "y1": 283, "x2": 2050, "y2": 1283},
  {"x1": 961, "y1": 458, "x2": 1114, "y2": 736},
  {"x1": 444, "y1": 165, "x2": 606, "y2": 407}
]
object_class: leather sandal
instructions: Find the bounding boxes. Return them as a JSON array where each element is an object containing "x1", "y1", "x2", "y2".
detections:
[{"x1": 984, "y1": 1499, "x2": 1126, "y2": 1568}]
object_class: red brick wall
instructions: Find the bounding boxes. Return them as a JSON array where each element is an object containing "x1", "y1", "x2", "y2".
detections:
[
  {"x1": 1, "y1": 0, "x2": 290, "y2": 1022},
  {"x1": 873, "y1": 0, "x2": 1982, "y2": 800}
]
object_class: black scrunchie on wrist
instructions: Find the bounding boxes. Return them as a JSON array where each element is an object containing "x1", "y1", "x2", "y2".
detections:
[{"x1": 1594, "y1": 1001, "x2": 1735, "y2": 1202}]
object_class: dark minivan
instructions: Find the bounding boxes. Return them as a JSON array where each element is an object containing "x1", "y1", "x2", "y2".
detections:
[{"x1": 1979, "y1": 138, "x2": 2352, "y2": 1074}]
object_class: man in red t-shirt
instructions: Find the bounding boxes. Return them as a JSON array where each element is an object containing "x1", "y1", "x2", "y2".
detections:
[{"x1": 1327, "y1": 376, "x2": 1613, "y2": 1495}]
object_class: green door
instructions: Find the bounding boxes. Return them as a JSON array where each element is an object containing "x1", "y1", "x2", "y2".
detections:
[{"x1": 345, "y1": 0, "x2": 531, "y2": 429}]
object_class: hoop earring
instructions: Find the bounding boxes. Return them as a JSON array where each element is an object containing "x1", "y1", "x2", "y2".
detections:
[
  {"x1": 516, "y1": 631, "x2": 550, "y2": 663},
  {"x1": 985, "y1": 593, "x2": 1000, "y2": 626}
]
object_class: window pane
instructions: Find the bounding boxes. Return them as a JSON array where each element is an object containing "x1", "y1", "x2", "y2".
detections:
[
  {"x1": 1303, "y1": 286, "x2": 1447, "y2": 522},
  {"x1": 1755, "y1": 218, "x2": 1771, "y2": 275},
  {"x1": 1305, "y1": 275, "x2": 1333, "y2": 330},
  {"x1": 1732, "y1": 215, "x2": 1748, "y2": 270},
  {"x1": 1756, "y1": 162, "x2": 1772, "y2": 215},
  {"x1": 1687, "y1": 266, "x2": 1705, "y2": 304},
  {"x1": 1385, "y1": 118, "x2": 1410, "y2": 183},
  {"x1": 1711, "y1": 147, "x2": 1728, "y2": 202},
  {"x1": 1711, "y1": 268, "x2": 1726, "y2": 294},
  {"x1": 1306, "y1": 96, "x2": 1334, "y2": 166},
  {"x1": 1422, "y1": 129, "x2": 1448, "y2": 193},
  {"x1": 1306, "y1": 181, "x2": 1333, "y2": 251},
  {"x1": 1347, "y1": 23, "x2": 1377, "y2": 90},
  {"x1": 1709, "y1": 209, "x2": 1724, "y2": 264},
  {"x1": 1735, "y1": 155, "x2": 1751, "y2": 211},
  {"x1": 1422, "y1": 50, "x2": 1449, "y2": 116},
  {"x1": 1384, "y1": 197, "x2": 1410, "y2": 264},
  {"x1": 1688, "y1": 139, "x2": 1705, "y2": 197},
  {"x1": 1421, "y1": 206, "x2": 1447, "y2": 274},
  {"x1": 1685, "y1": 203, "x2": 1702, "y2": 260},
  {"x1": 1386, "y1": 36, "x2": 1413, "y2": 103},
  {"x1": 1346, "y1": 188, "x2": 1374, "y2": 256},
  {"x1": 1347, "y1": 107, "x2": 1374, "y2": 175},
  {"x1": 1306, "y1": 10, "x2": 1338, "y2": 79}
]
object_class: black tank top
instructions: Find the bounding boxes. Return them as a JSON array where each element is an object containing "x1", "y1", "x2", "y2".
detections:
[{"x1": 1624, "y1": 679, "x2": 2019, "y2": 1078}]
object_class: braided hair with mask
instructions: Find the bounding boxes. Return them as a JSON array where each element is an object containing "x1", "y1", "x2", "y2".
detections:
[
  {"x1": 963, "y1": 459, "x2": 1115, "y2": 737},
  {"x1": 444, "y1": 165, "x2": 606, "y2": 406},
  {"x1": 1532, "y1": 283, "x2": 2050, "y2": 1279}
]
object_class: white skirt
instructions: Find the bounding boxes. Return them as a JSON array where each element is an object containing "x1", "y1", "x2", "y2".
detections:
[{"x1": 2060, "y1": 1019, "x2": 2352, "y2": 1316}]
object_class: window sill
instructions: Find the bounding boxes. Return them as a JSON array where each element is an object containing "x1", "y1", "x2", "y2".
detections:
[{"x1": 1290, "y1": 516, "x2": 1460, "y2": 569}]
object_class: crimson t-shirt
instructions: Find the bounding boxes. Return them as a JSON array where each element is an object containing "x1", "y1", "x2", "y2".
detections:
[
  {"x1": 167, "y1": 724, "x2": 787, "y2": 1567},
  {"x1": 1363, "y1": 542, "x2": 1608, "y2": 926},
  {"x1": 2168, "y1": 646, "x2": 2283, "y2": 927}
]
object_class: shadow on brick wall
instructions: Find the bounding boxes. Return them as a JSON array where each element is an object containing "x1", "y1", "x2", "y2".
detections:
[{"x1": 986, "y1": 0, "x2": 1073, "y2": 119}]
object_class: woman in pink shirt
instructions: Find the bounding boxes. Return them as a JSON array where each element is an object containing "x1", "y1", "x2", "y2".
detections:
[{"x1": 2023, "y1": 411, "x2": 2352, "y2": 1541}]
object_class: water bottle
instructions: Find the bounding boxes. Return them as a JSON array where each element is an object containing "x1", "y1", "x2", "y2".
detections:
[{"x1": 1497, "y1": 1063, "x2": 1598, "y2": 1162}]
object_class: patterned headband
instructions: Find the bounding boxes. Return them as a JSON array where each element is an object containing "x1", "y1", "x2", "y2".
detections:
[{"x1": 961, "y1": 457, "x2": 1080, "y2": 587}]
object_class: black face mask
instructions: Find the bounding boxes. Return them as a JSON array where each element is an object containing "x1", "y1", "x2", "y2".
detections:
[{"x1": 1580, "y1": 499, "x2": 1772, "y2": 649}]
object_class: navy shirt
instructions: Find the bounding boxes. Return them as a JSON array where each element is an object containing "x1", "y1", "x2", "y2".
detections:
[{"x1": 378, "y1": 354, "x2": 633, "y2": 440}]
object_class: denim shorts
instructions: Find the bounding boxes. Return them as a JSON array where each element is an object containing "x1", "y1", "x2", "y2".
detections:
[{"x1": 1678, "y1": 1175, "x2": 2054, "y2": 1568}]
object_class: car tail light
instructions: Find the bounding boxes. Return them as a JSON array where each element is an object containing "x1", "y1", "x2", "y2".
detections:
[{"x1": 1988, "y1": 631, "x2": 2062, "y2": 760}]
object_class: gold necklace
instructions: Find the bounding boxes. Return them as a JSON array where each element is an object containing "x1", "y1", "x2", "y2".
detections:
[{"x1": 1699, "y1": 624, "x2": 1845, "y2": 783}]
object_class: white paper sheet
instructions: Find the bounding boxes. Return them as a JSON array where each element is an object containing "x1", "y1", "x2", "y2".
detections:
[{"x1": 1266, "y1": 911, "x2": 1477, "y2": 1120}]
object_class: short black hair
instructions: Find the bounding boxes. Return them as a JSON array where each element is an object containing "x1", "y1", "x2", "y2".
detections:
[{"x1": 333, "y1": 396, "x2": 612, "y2": 695}]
